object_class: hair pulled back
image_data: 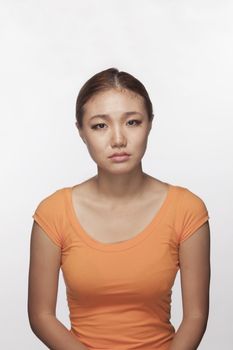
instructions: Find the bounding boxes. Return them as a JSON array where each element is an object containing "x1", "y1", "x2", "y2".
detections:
[{"x1": 75, "y1": 67, "x2": 154, "y2": 128}]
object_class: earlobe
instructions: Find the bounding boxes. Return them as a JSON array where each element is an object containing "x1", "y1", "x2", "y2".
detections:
[
  {"x1": 80, "y1": 133, "x2": 86, "y2": 144},
  {"x1": 79, "y1": 133, "x2": 86, "y2": 144},
  {"x1": 75, "y1": 122, "x2": 86, "y2": 143}
]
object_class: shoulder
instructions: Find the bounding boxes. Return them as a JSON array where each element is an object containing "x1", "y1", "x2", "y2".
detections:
[
  {"x1": 172, "y1": 184, "x2": 210, "y2": 243},
  {"x1": 35, "y1": 187, "x2": 66, "y2": 207},
  {"x1": 143, "y1": 175, "x2": 171, "y2": 197},
  {"x1": 33, "y1": 187, "x2": 68, "y2": 222},
  {"x1": 71, "y1": 177, "x2": 101, "y2": 203},
  {"x1": 174, "y1": 185, "x2": 208, "y2": 210},
  {"x1": 32, "y1": 187, "x2": 68, "y2": 248}
]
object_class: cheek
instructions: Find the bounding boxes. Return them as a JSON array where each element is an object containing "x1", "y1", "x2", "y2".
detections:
[
  {"x1": 131, "y1": 133, "x2": 149, "y2": 158},
  {"x1": 85, "y1": 136, "x2": 107, "y2": 158},
  {"x1": 130, "y1": 130, "x2": 149, "y2": 147}
]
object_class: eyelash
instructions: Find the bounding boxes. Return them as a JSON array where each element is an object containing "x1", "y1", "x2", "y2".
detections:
[{"x1": 91, "y1": 119, "x2": 142, "y2": 130}]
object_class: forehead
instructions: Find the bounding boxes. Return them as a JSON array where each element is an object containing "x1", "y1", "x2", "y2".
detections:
[{"x1": 84, "y1": 89, "x2": 146, "y2": 115}]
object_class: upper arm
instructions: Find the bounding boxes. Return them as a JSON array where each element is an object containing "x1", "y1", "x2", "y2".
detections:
[
  {"x1": 28, "y1": 220, "x2": 61, "y2": 324},
  {"x1": 179, "y1": 220, "x2": 211, "y2": 320}
]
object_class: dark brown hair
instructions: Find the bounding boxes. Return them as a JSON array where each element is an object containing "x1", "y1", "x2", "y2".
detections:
[{"x1": 75, "y1": 67, "x2": 154, "y2": 128}]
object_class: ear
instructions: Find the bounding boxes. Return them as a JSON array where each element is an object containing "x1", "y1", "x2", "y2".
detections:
[
  {"x1": 148, "y1": 120, "x2": 153, "y2": 132},
  {"x1": 75, "y1": 122, "x2": 86, "y2": 144}
]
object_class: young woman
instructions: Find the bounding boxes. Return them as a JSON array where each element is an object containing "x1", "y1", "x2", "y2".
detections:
[{"x1": 28, "y1": 67, "x2": 210, "y2": 350}]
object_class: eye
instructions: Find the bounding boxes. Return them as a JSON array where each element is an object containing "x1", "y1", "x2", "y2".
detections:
[
  {"x1": 127, "y1": 119, "x2": 142, "y2": 126},
  {"x1": 91, "y1": 123, "x2": 107, "y2": 130},
  {"x1": 91, "y1": 119, "x2": 142, "y2": 130}
]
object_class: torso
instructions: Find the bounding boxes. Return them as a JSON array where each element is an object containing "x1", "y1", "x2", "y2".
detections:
[{"x1": 71, "y1": 175, "x2": 170, "y2": 244}]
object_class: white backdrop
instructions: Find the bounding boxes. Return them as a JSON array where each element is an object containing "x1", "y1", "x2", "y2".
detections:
[{"x1": 1, "y1": 0, "x2": 232, "y2": 349}]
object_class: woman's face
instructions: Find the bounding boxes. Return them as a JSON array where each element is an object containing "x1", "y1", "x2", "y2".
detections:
[{"x1": 76, "y1": 88, "x2": 152, "y2": 174}]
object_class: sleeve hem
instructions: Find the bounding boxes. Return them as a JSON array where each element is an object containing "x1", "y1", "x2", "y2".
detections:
[
  {"x1": 179, "y1": 213, "x2": 209, "y2": 244},
  {"x1": 32, "y1": 213, "x2": 62, "y2": 248}
]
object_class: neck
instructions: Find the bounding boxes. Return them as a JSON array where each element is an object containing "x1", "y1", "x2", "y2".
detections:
[{"x1": 92, "y1": 165, "x2": 149, "y2": 204}]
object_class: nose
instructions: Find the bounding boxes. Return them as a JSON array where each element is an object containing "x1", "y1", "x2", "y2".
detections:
[{"x1": 110, "y1": 125, "x2": 126, "y2": 148}]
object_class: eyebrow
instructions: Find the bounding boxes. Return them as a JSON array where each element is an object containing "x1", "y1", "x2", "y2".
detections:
[{"x1": 89, "y1": 111, "x2": 144, "y2": 120}]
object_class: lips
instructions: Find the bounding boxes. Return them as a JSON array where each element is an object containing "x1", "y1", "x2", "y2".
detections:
[{"x1": 109, "y1": 152, "x2": 130, "y2": 158}]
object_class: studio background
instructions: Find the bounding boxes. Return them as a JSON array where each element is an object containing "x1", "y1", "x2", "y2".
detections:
[{"x1": 1, "y1": 0, "x2": 232, "y2": 349}]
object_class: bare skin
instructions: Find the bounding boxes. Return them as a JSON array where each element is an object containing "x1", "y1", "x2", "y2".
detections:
[{"x1": 71, "y1": 174, "x2": 169, "y2": 244}]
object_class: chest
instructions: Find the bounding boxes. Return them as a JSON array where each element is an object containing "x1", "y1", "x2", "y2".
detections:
[{"x1": 71, "y1": 193, "x2": 167, "y2": 244}]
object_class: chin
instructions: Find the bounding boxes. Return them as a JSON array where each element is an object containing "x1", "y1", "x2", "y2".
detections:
[{"x1": 101, "y1": 163, "x2": 139, "y2": 175}]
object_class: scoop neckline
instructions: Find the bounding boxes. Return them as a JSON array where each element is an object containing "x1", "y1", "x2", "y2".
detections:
[{"x1": 64, "y1": 183, "x2": 175, "y2": 251}]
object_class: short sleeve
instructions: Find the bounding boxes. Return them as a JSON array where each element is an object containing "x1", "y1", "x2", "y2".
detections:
[
  {"x1": 176, "y1": 188, "x2": 210, "y2": 244},
  {"x1": 32, "y1": 189, "x2": 64, "y2": 248}
]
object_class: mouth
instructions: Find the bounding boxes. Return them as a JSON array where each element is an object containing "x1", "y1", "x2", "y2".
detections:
[
  {"x1": 109, "y1": 152, "x2": 130, "y2": 158},
  {"x1": 108, "y1": 153, "x2": 131, "y2": 162}
]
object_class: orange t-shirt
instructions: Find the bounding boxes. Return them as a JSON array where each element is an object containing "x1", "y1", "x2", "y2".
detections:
[{"x1": 32, "y1": 183, "x2": 210, "y2": 350}]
